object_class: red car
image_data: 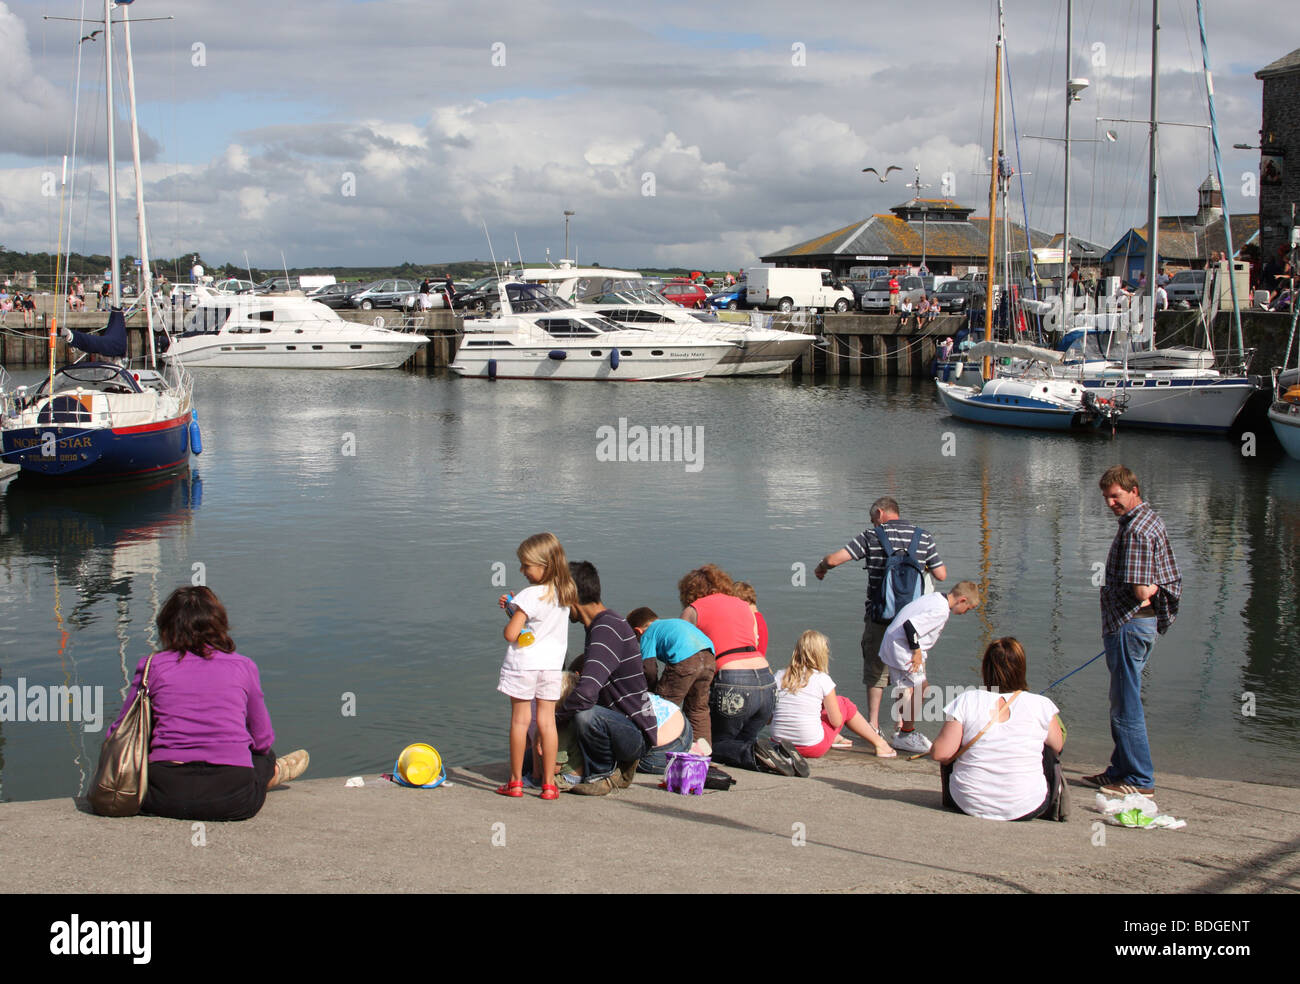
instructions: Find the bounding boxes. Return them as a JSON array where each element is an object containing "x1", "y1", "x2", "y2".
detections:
[{"x1": 659, "y1": 281, "x2": 709, "y2": 309}]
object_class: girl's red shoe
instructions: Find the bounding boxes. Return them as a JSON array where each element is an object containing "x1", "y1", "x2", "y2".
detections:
[{"x1": 495, "y1": 780, "x2": 524, "y2": 797}]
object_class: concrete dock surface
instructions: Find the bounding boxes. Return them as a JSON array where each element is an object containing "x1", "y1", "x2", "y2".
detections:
[{"x1": 2, "y1": 749, "x2": 1297, "y2": 894}]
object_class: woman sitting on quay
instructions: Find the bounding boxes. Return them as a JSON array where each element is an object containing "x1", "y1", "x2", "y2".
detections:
[
  {"x1": 103, "y1": 586, "x2": 309, "y2": 821},
  {"x1": 679, "y1": 564, "x2": 807, "y2": 776},
  {"x1": 929, "y1": 637, "x2": 1065, "y2": 821}
]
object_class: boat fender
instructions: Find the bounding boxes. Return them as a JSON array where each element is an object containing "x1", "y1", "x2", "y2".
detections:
[
  {"x1": 189, "y1": 408, "x2": 203, "y2": 455},
  {"x1": 547, "y1": 350, "x2": 568, "y2": 361},
  {"x1": 609, "y1": 349, "x2": 620, "y2": 370},
  {"x1": 373, "y1": 316, "x2": 385, "y2": 329},
  {"x1": 487, "y1": 358, "x2": 497, "y2": 380}
]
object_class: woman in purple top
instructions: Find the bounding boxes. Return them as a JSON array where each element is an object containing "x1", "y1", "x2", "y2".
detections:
[{"x1": 105, "y1": 587, "x2": 309, "y2": 821}]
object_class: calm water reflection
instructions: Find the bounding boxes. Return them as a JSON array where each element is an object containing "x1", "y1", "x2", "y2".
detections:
[{"x1": 1, "y1": 368, "x2": 1296, "y2": 802}]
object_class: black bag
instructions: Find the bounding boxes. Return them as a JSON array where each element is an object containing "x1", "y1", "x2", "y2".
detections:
[
  {"x1": 704, "y1": 765, "x2": 736, "y2": 791},
  {"x1": 1045, "y1": 758, "x2": 1070, "y2": 822}
]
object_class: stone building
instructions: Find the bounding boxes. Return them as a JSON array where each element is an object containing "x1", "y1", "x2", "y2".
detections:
[{"x1": 1255, "y1": 47, "x2": 1300, "y2": 262}]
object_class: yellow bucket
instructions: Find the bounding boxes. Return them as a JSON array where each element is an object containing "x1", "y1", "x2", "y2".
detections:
[{"x1": 395, "y1": 743, "x2": 445, "y2": 788}]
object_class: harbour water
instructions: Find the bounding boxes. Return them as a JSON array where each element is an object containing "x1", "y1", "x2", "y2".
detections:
[{"x1": 1, "y1": 368, "x2": 1296, "y2": 802}]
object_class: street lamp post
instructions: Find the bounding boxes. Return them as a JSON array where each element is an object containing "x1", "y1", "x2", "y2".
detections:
[{"x1": 563, "y1": 210, "x2": 575, "y2": 262}]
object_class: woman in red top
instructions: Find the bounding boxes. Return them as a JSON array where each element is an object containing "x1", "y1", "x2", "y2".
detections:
[{"x1": 679, "y1": 565, "x2": 806, "y2": 776}]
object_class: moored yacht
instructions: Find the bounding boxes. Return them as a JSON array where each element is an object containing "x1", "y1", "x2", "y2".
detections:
[
  {"x1": 160, "y1": 287, "x2": 428, "y2": 369},
  {"x1": 449, "y1": 282, "x2": 734, "y2": 381},
  {"x1": 572, "y1": 279, "x2": 814, "y2": 377}
]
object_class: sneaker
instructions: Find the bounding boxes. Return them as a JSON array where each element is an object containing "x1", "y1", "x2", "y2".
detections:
[
  {"x1": 1080, "y1": 771, "x2": 1112, "y2": 788},
  {"x1": 753, "y1": 738, "x2": 797, "y2": 776},
  {"x1": 274, "y1": 749, "x2": 310, "y2": 786},
  {"x1": 567, "y1": 776, "x2": 616, "y2": 796},
  {"x1": 773, "y1": 739, "x2": 810, "y2": 778},
  {"x1": 613, "y1": 760, "x2": 639, "y2": 789},
  {"x1": 891, "y1": 730, "x2": 932, "y2": 754}
]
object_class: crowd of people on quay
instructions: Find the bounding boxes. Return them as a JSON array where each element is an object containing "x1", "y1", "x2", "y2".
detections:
[{"x1": 95, "y1": 467, "x2": 1179, "y2": 825}]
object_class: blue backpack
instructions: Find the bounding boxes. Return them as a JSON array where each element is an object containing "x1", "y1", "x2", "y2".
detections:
[{"x1": 869, "y1": 525, "x2": 926, "y2": 623}]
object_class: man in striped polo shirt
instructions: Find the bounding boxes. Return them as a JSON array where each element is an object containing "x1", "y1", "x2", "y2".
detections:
[
  {"x1": 557, "y1": 561, "x2": 659, "y2": 796},
  {"x1": 814, "y1": 496, "x2": 946, "y2": 741},
  {"x1": 1085, "y1": 465, "x2": 1181, "y2": 797}
]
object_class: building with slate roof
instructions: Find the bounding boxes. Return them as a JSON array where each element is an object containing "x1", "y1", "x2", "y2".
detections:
[
  {"x1": 1101, "y1": 174, "x2": 1259, "y2": 284},
  {"x1": 760, "y1": 198, "x2": 1054, "y2": 277},
  {"x1": 1254, "y1": 47, "x2": 1300, "y2": 264}
]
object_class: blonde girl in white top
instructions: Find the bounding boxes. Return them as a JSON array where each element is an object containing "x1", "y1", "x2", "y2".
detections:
[{"x1": 495, "y1": 532, "x2": 578, "y2": 800}]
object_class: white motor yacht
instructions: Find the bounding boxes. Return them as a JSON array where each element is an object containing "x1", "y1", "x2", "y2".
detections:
[
  {"x1": 571, "y1": 279, "x2": 814, "y2": 377},
  {"x1": 449, "y1": 282, "x2": 734, "y2": 381},
  {"x1": 160, "y1": 287, "x2": 427, "y2": 369}
]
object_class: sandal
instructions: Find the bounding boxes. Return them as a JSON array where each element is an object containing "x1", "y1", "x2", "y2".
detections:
[
  {"x1": 540, "y1": 784, "x2": 559, "y2": 800},
  {"x1": 874, "y1": 746, "x2": 898, "y2": 759},
  {"x1": 495, "y1": 780, "x2": 524, "y2": 797},
  {"x1": 832, "y1": 737, "x2": 853, "y2": 749}
]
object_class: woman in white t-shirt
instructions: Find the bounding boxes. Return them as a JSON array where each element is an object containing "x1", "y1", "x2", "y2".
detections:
[
  {"x1": 772, "y1": 631, "x2": 897, "y2": 758},
  {"x1": 496, "y1": 533, "x2": 578, "y2": 800},
  {"x1": 930, "y1": 637, "x2": 1065, "y2": 821}
]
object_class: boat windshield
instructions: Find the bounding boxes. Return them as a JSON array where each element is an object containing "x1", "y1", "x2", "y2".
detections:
[
  {"x1": 1059, "y1": 329, "x2": 1134, "y2": 363},
  {"x1": 504, "y1": 282, "x2": 570, "y2": 313},
  {"x1": 30, "y1": 363, "x2": 143, "y2": 397}
]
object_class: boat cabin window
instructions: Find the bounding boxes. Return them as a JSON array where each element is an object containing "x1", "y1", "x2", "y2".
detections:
[
  {"x1": 183, "y1": 306, "x2": 232, "y2": 335},
  {"x1": 538, "y1": 318, "x2": 601, "y2": 337},
  {"x1": 505, "y1": 282, "x2": 569, "y2": 314}
]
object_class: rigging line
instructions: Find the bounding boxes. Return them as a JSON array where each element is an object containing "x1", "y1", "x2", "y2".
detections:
[
  {"x1": 1001, "y1": 43, "x2": 1044, "y2": 344},
  {"x1": 1195, "y1": 0, "x2": 1243, "y2": 354}
]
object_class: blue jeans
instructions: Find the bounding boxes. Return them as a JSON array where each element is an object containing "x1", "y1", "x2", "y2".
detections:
[
  {"x1": 572, "y1": 705, "x2": 648, "y2": 781},
  {"x1": 709, "y1": 667, "x2": 776, "y2": 771},
  {"x1": 636, "y1": 718, "x2": 694, "y2": 775},
  {"x1": 1104, "y1": 618, "x2": 1159, "y2": 789}
]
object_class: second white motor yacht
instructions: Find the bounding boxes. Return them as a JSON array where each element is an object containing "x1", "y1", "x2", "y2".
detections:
[{"x1": 449, "y1": 282, "x2": 734, "y2": 381}]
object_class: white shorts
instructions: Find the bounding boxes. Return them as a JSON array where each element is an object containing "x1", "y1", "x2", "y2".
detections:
[
  {"x1": 498, "y1": 666, "x2": 563, "y2": 701},
  {"x1": 887, "y1": 661, "x2": 926, "y2": 690}
]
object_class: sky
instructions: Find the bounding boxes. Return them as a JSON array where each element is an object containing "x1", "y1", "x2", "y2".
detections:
[{"x1": 0, "y1": 0, "x2": 1286, "y2": 272}]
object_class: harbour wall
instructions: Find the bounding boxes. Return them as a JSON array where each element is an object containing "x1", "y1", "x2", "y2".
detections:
[{"x1": 1, "y1": 298, "x2": 1293, "y2": 377}]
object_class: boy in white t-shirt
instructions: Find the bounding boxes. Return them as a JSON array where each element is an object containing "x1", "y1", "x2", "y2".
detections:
[{"x1": 878, "y1": 581, "x2": 980, "y2": 754}]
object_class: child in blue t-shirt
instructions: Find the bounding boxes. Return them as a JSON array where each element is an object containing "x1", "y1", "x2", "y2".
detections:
[{"x1": 627, "y1": 607, "x2": 715, "y2": 755}]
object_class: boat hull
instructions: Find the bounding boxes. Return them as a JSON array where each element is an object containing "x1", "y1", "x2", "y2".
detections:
[
  {"x1": 163, "y1": 337, "x2": 426, "y2": 369},
  {"x1": 711, "y1": 335, "x2": 813, "y2": 376},
  {"x1": 1078, "y1": 376, "x2": 1257, "y2": 433},
  {"x1": 2, "y1": 411, "x2": 192, "y2": 481},
  {"x1": 1269, "y1": 402, "x2": 1300, "y2": 459},
  {"x1": 450, "y1": 343, "x2": 728, "y2": 381},
  {"x1": 935, "y1": 380, "x2": 1093, "y2": 430}
]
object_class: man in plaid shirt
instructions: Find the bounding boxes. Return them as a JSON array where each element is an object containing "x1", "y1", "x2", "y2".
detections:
[{"x1": 1085, "y1": 465, "x2": 1181, "y2": 796}]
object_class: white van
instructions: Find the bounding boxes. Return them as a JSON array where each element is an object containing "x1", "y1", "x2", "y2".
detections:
[{"x1": 745, "y1": 265, "x2": 854, "y2": 312}]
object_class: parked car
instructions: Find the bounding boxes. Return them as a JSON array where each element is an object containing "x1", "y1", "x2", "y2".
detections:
[
  {"x1": 1165, "y1": 269, "x2": 1208, "y2": 307},
  {"x1": 660, "y1": 281, "x2": 710, "y2": 309},
  {"x1": 349, "y1": 279, "x2": 419, "y2": 310},
  {"x1": 451, "y1": 276, "x2": 502, "y2": 314},
  {"x1": 934, "y1": 279, "x2": 979, "y2": 312},
  {"x1": 251, "y1": 276, "x2": 302, "y2": 294},
  {"x1": 859, "y1": 275, "x2": 926, "y2": 312},
  {"x1": 306, "y1": 282, "x2": 363, "y2": 309},
  {"x1": 211, "y1": 278, "x2": 255, "y2": 294},
  {"x1": 707, "y1": 282, "x2": 748, "y2": 310}
]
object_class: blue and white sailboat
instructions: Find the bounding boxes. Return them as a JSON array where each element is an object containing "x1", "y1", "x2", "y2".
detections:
[{"x1": 0, "y1": 0, "x2": 197, "y2": 481}]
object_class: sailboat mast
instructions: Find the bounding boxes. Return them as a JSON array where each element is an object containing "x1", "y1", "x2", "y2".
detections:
[
  {"x1": 983, "y1": 0, "x2": 1004, "y2": 380},
  {"x1": 1142, "y1": 0, "x2": 1160, "y2": 347},
  {"x1": 1063, "y1": 0, "x2": 1073, "y2": 329},
  {"x1": 121, "y1": 3, "x2": 156, "y2": 366},
  {"x1": 103, "y1": 0, "x2": 120, "y2": 310}
]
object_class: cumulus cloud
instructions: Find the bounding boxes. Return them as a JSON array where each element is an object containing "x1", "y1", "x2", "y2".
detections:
[{"x1": 0, "y1": 0, "x2": 1281, "y2": 269}]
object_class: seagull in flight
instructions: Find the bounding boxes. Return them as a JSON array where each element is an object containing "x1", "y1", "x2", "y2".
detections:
[
  {"x1": 79, "y1": 29, "x2": 102, "y2": 43},
  {"x1": 862, "y1": 165, "x2": 902, "y2": 182}
]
